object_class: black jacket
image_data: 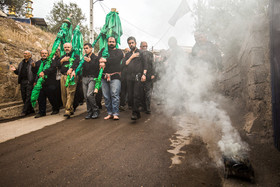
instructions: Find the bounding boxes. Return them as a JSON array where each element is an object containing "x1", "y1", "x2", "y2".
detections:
[
  {"x1": 58, "y1": 51, "x2": 80, "y2": 75},
  {"x1": 14, "y1": 58, "x2": 35, "y2": 84},
  {"x1": 98, "y1": 48, "x2": 123, "y2": 80},
  {"x1": 82, "y1": 53, "x2": 99, "y2": 77},
  {"x1": 31, "y1": 59, "x2": 57, "y2": 85},
  {"x1": 142, "y1": 50, "x2": 155, "y2": 81},
  {"x1": 124, "y1": 48, "x2": 148, "y2": 81}
]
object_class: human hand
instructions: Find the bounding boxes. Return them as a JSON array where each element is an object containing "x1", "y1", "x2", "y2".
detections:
[
  {"x1": 84, "y1": 56, "x2": 91, "y2": 62},
  {"x1": 10, "y1": 65, "x2": 16, "y2": 71},
  {"x1": 100, "y1": 62, "x2": 106, "y2": 69},
  {"x1": 99, "y1": 57, "x2": 107, "y2": 63},
  {"x1": 71, "y1": 71, "x2": 76, "y2": 78},
  {"x1": 141, "y1": 74, "x2": 146, "y2": 82},
  {"x1": 67, "y1": 68, "x2": 73, "y2": 75},
  {"x1": 39, "y1": 72, "x2": 44, "y2": 78},
  {"x1": 131, "y1": 52, "x2": 139, "y2": 59},
  {"x1": 61, "y1": 56, "x2": 70, "y2": 64}
]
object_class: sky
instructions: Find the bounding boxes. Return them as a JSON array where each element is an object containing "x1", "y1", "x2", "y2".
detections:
[{"x1": 32, "y1": 0, "x2": 196, "y2": 50}]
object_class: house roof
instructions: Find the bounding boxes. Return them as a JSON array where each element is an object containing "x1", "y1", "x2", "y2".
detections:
[
  {"x1": 30, "y1": 17, "x2": 47, "y2": 27},
  {"x1": 0, "y1": 10, "x2": 7, "y2": 17}
]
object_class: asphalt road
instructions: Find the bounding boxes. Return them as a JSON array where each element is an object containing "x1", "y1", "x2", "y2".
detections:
[{"x1": 0, "y1": 106, "x2": 221, "y2": 186}]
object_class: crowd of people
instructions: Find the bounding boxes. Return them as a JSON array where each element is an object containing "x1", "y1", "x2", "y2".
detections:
[
  {"x1": 10, "y1": 33, "x2": 221, "y2": 121},
  {"x1": 10, "y1": 36, "x2": 157, "y2": 121}
]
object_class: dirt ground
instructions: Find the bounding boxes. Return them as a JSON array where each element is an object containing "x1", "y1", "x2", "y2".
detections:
[
  {"x1": 0, "y1": 100, "x2": 279, "y2": 186},
  {"x1": 221, "y1": 99, "x2": 280, "y2": 186}
]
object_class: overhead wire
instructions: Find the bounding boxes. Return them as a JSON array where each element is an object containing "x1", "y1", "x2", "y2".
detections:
[
  {"x1": 98, "y1": 2, "x2": 108, "y2": 16},
  {"x1": 100, "y1": 2, "x2": 160, "y2": 39},
  {"x1": 99, "y1": 1, "x2": 172, "y2": 48},
  {"x1": 153, "y1": 26, "x2": 172, "y2": 48},
  {"x1": 98, "y1": 2, "x2": 132, "y2": 41}
]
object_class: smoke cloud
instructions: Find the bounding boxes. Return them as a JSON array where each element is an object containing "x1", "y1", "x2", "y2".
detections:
[{"x1": 154, "y1": 43, "x2": 249, "y2": 166}]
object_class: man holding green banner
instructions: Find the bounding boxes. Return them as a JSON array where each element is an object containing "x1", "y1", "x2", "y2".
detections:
[
  {"x1": 31, "y1": 50, "x2": 60, "y2": 118},
  {"x1": 58, "y1": 43, "x2": 80, "y2": 118},
  {"x1": 98, "y1": 37, "x2": 123, "y2": 120},
  {"x1": 82, "y1": 43, "x2": 100, "y2": 119}
]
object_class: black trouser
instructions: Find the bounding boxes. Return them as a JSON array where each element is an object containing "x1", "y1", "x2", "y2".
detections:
[
  {"x1": 56, "y1": 80, "x2": 63, "y2": 108},
  {"x1": 127, "y1": 78, "x2": 143, "y2": 115},
  {"x1": 20, "y1": 80, "x2": 34, "y2": 114},
  {"x1": 143, "y1": 80, "x2": 153, "y2": 112},
  {"x1": 38, "y1": 84, "x2": 60, "y2": 114},
  {"x1": 95, "y1": 88, "x2": 103, "y2": 109},
  {"x1": 120, "y1": 77, "x2": 128, "y2": 107},
  {"x1": 73, "y1": 76, "x2": 84, "y2": 110}
]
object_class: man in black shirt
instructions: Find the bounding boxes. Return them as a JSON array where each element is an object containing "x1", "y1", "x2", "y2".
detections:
[
  {"x1": 140, "y1": 41, "x2": 155, "y2": 114},
  {"x1": 192, "y1": 32, "x2": 222, "y2": 71},
  {"x1": 10, "y1": 50, "x2": 35, "y2": 116},
  {"x1": 120, "y1": 48, "x2": 130, "y2": 111},
  {"x1": 82, "y1": 43, "x2": 100, "y2": 119},
  {"x1": 31, "y1": 49, "x2": 60, "y2": 118},
  {"x1": 53, "y1": 48, "x2": 63, "y2": 108},
  {"x1": 58, "y1": 43, "x2": 80, "y2": 118},
  {"x1": 124, "y1": 36, "x2": 148, "y2": 120},
  {"x1": 98, "y1": 37, "x2": 123, "y2": 120}
]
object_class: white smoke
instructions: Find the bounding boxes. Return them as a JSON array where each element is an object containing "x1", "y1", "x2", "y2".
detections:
[{"x1": 154, "y1": 44, "x2": 249, "y2": 166}]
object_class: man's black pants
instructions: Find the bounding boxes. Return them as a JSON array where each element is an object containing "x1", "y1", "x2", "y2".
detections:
[
  {"x1": 38, "y1": 84, "x2": 59, "y2": 114},
  {"x1": 73, "y1": 76, "x2": 84, "y2": 110},
  {"x1": 20, "y1": 80, "x2": 34, "y2": 114},
  {"x1": 127, "y1": 79, "x2": 143, "y2": 115},
  {"x1": 120, "y1": 76, "x2": 128, "y2": 107},
  {"x1": 143, "y1": 80, "x2": 153, "y2": 112}
]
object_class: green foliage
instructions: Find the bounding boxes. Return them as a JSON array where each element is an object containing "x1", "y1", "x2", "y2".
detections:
[
  {"x1": 0, "y1": 0, "x2": 27, "y2": 17},
  {"x1": 192, "y1": 0, "x2": 269, "y2": 54},
  {"x1": 47, "y1": 1, "x2": 89, "y2": 40}
]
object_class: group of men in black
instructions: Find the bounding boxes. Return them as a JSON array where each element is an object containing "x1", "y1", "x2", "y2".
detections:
[
  {"x1": 10, "y1": 31, "x2": 221, "y2": 121},
  {"x1": 10, "y1": 36, "x2": 155, "y2": 121}
]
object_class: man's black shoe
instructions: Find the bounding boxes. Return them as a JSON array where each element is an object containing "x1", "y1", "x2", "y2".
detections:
[
  {"x1": 20, "y1": 112, "x2": 27, "y2": 117},
  {"x1": 145, "y1": 110, "x2": 151, "y2": 114},
  {"x1": 29, "y1": 110, "x2": 35, "y2": 114},
  {"x1": 131, "y1": 113, "x2": 141, "y2": 120},
  {"x1": 34, "y1": 113, "x2": 46, "y2": 118},
  {"x1": 119, "y1": 106, "x2": 125, "y2": 111},
  {"x1": 85, "y1": 113, "x2": 92, "y2": 119},
  {"x1": 51, "y1": 110, "x2": 59, "y2": 115},
  {"x1": 91, "y1": 111, "x2": 99, "y2": 119}
]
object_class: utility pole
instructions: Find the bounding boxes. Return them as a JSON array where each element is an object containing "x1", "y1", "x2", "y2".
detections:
[
  {"x1": 90, "y1": 0, "x2": 104, "y2": 43},
  {"x1": 90, "y1": 0, "x2": 94, "y2": 43}
]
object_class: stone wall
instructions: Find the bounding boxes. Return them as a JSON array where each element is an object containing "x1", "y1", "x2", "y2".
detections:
[
  {"x1": 220, "y1": 15, "x2": 272, "y2": 140},
  {"x1": 0, "y1": 17, "x2": 55, "y2": 104}
]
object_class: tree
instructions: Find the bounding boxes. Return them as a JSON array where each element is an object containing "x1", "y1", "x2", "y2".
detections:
[
  {"x1": 192, "y1": 0, "x2": 269, "y2": 54},
  {"x1": 0, "y1": 0, "x2": 27, "y2": 17},
  {"x1": 47, "y1": 1, "x2": 89, "y2": 41}
]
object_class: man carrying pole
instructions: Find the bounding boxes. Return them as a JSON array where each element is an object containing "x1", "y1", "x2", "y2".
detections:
[
  {"x1": 98, "y1": 37, "x2": 123, "y2": 120},
  {"x1": 58, "y1": 43, "x2": 80, "y2": 118}
]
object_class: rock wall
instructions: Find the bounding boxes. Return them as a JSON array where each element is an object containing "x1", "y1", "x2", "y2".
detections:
[
  {"x1": 0, "y1": 17, "x2": 55, "y2": 104},
  {"x1": 220, "y1": 15, "x2": 272, "y2": 140}
]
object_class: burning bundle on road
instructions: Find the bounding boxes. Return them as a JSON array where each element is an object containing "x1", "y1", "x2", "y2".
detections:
[{"x1": 223, "y1": 154, "x2": 255, "y2": 182}]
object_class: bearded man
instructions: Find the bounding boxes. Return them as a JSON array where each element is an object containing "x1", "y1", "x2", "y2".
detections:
[{"x1": 98, "y1": 37, "x2": 123, "y2": 120}]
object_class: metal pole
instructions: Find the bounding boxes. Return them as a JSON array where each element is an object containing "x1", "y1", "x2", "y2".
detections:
[{"x1": 90, "y1": 0, "x2": 94, "y2": 43}]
